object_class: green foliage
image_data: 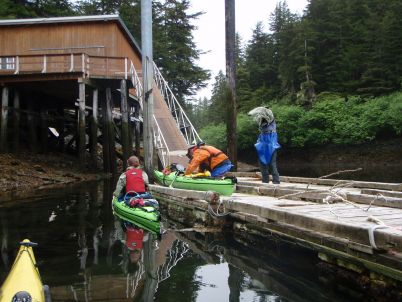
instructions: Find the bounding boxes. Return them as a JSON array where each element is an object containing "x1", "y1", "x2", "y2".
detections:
[
  {"x1": 236, "y1": 113, "x2": 259, "y2": 151},
  {"x1": 0, "y1": 0, "x2": 75, "y2": 18},
  {"x1": 270, "y1": 105, "x2": 304, "y2": 146},
  {"x1": 197, "y1": 92, "x2": 402, "y2": 150},
  {"x1": 199, "y1": 123, "x2": 227, "y2": 151}
]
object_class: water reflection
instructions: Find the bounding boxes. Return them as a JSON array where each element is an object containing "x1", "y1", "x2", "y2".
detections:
[{"x1": 0, "y1": 180, "x2": 372, "y2": 301}]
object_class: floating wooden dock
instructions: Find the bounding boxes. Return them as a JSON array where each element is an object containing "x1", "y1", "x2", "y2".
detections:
[{"x1": 150, "y1": 173, "x2": 402, "y2": 291}]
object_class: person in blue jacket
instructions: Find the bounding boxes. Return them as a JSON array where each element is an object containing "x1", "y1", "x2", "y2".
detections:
[{"x1": 248, "y1": 107, "x2": 281, "y2": 184}]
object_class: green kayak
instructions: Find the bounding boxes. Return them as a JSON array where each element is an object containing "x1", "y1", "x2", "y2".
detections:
[
  {"x1": 112, "y1": 196, "x2": 161, "y2": 235},
  {"x1": 154, "y1": 170, "x2": 236, "y2": 196}
]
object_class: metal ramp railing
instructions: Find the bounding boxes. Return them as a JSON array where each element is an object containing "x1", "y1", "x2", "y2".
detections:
[
  {"x1": 152, "y1": 62, "x2": 201, "y2": 146},
  {"x1": 129, "y1": 61, "x2": 201, "y2": 168}
]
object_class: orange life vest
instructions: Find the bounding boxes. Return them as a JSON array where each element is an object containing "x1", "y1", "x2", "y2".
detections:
[{"x1": 199, "y1": 145, "x2": 228, "y2": 169}]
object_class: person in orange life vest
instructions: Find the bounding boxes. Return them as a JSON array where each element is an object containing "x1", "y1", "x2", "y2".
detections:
[
  {"x1": 113, "y1": 156, "x2": 149, "y2": 197},
  {"x1": 185, "y1": 142, "x2": 233, "y2": 177}
]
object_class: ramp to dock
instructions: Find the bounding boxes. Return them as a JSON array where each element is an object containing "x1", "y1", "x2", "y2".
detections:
[{"x1": 153, "y1": 84, "x2": 189, "y2": 167}]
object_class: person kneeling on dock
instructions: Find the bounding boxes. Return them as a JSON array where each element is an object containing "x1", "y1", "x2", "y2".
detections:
[
  {"x1": 185, "y1": 142, "x2": 233, "y2": 178},
  {"x1": 114, "y1": 156, "x2": 149, "y2": 198}
]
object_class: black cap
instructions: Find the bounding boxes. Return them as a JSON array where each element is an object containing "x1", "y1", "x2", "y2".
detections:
[
  {"x1": 196, "y1": 141, "x2": 205, "y2": 148},
  {"x1": 186, "y1": 145, "x2": 196, "y2": 158}
]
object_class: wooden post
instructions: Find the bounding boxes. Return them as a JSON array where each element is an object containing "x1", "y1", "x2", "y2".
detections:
[
  {"x1": 12, "y1": 91, "x2": 20, "y2": 152},
  {"x1": 90, "y1": 89, "x2": 99, "y2": 167},
  {"x1": 57, "y1": 106, "x2": 65, "y2": 152},
  {"x1": 106, "y1": 87, "x2": 116, "y2": 174},
  {"x1": 40, "y1": 107, "x2": 48, "y2": 154},
  {"x1": 102, "y1": 91, "x2": 110, "y2": 173},
  {"x1": 78, "y1": 81, "x2": 86, "y2": 165},
  {"x1": 0, "y1": 87, "x2": 9, "y2": 152},
  {"x1": 27, "y1": 101, "x2": 37, "y2": 152},
  {"x1": 120, "y1": 80, "x2": 130, "y2": 170},
  {"x1": 127, "y1": 104, "x2": 133, "y2": 157},
  {"x1": 134, "y1": 104, "x2": 141, "y2": 157},
  {"x1": 225, "y1": 0, "x2": 237, "y2": 171}
]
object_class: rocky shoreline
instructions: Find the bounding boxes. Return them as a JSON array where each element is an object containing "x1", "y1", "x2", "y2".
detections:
[{"x1": 0, "y1": 153, "x2": 108, "y2": 202}]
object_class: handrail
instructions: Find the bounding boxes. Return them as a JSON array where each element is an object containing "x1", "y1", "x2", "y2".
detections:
[
  {"x1": 153, "y1": 115, "x2": 170, "y2": 168},
  {"x1": 2, "y1": 53, "x2": 126, "y2": 79},
  {"x1": 129, "y1": 61, "x2": 143, "y2": 109},
  {"x1": 152, "y1": 61, "x2": 201, "y2": 146}
]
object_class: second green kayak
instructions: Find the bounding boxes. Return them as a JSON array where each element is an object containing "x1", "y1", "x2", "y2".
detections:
[{"x1": 154, "y1": 170, "x2": 236, "y2": 196}]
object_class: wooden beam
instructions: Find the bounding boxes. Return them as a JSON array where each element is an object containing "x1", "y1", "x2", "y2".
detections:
[
  {"x1": 120, "y1": 79, "x2": 130, "y2": 170},
  {"x1": 77, "y1": 82, "x2": 86, "y2": 165},
  {"x1": 90, "y1": 89, "x2": 99, "y2": 167},
  {"x1": 13, "y1": 91, "x2": 20, "y2": 152},
  {"x1": 0, "y1": 87, "x2": 9, "y2": 152}
]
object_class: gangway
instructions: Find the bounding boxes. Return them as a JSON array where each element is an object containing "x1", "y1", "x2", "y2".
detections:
[{"x1": 129, "y1": 62, "x2": 201, "y2": 168}]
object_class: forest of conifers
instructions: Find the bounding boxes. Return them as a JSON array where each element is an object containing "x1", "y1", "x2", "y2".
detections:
[{"x1": 1, "y1": 0, "x2": 401, "y2": 151}]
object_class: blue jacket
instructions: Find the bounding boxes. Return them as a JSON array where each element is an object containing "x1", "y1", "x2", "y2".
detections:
[{"x1": 255, "y1": 120, "x2": 281, "y2": 165}]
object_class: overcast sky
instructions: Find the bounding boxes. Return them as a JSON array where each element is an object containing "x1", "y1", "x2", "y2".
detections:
[{"x1": 188, "y1": 0, "x2": 308, "y2": 100}]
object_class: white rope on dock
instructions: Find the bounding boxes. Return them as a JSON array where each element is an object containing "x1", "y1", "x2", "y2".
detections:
[{"x1": 207, "y1": 199, "x2": 230, "y2": 219}]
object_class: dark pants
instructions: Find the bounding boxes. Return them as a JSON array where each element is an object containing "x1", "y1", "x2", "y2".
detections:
[{"x1": 259, "y1": 150, "x2": 280, "y2": 183}]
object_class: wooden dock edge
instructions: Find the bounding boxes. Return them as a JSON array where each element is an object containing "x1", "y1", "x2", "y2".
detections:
[
  {"x1": 150, "y1": 183, "x2": 402, "y2": 287},
  {"x1": 236, "y1": 183, "x2": 402, "y2": 209},
  {"x1": 228, "y1": 172, "x2": 402, "y2": 191}
]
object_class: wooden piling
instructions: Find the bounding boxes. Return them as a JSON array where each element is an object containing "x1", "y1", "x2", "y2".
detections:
[
  {"x1": 40, "y1": 107, "x2": 48, "y2": 153},
  {"x1": 102, "y1": 91, "x2": 110, "y2": 173},
  {"x1": 120, "y1": 79, "x2": 130, "y2": 170},
  {"x1": 225, "y1": 0, "x2": 238, "y2": 171},
  {"x1": 27, "y1": 101, "x2": 38, "y2": 152},
  {"x1": 12, "y1": 91, "x2": 20, "y2": 152},
  {"x1": 105, "y1": 87, "x2": 116, "y2": 174},
  {"x1": 78, "y1": 81, "x2": 86, "y2": 165},
  {"x1": 127, "y1": 105, "x2": 133, "y2": 157},
  {"x1": 90, "y1": 89, "x2": 99, "y2": 166},
  {"x1": 0, "y1": 87, "x2": 9, "y2": 152},
  {"x1": 57, "y1": 106, "x2": 65, "y2": 152},
  {"x1": 134, "y1": 104, "x2": 141, "y2": 157}
]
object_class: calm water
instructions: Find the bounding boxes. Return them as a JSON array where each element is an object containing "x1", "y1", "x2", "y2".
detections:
[{"x1": 0, "y1": 180, "x2": 380, "y2": 301}]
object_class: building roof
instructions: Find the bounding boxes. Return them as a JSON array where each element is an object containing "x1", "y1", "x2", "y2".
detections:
[{"x1": 0, "y1": 15, "x2": 142, "y2": 56}]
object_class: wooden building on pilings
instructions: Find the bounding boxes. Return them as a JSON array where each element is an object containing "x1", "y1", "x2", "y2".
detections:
[{"x1": 0, "y1": 15, "x2": 145, "y2": 172}]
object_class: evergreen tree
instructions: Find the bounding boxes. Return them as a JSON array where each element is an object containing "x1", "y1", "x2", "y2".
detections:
[
  {"x1": 153, "y1": 0, "x2": 209, "y2": 104},
  {"x1": 0, "y1": 0, "x2": 74, "y2": 18},
  {"x1": 0, "y1": 0, "x2": 38, "y2": 18},
  {"x1": 203, "y1": 71, "x2": 227, "y2": 125},
  {"x1": 76, "y1": 0, "x2": 120, "y2": 14},
  {"x1": 270, "y1": 1, "x2": 299, "y2": 97},
  {"x1": 242, "y1": 22, "x2": 277, "y2": 109}
]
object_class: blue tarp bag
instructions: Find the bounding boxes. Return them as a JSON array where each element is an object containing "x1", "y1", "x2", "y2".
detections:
[{"x1": 255, "y1": 132, "x2": 280, "y2": 165}]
